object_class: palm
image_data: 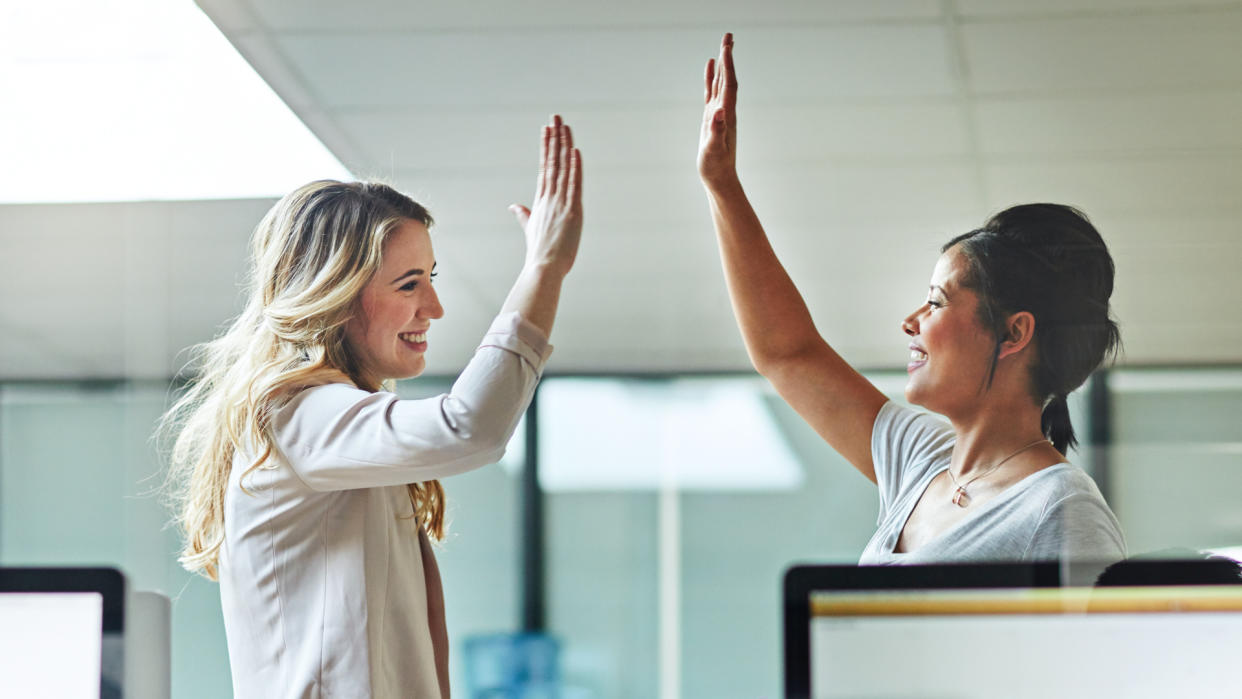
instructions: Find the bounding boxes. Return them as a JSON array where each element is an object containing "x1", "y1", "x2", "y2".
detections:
[
  {"x1": 511, "y1": 116, "x2": 583, "y2": 278},
  {"x1": 698, "y1": 34, "x2": 738, "y2": 185}
]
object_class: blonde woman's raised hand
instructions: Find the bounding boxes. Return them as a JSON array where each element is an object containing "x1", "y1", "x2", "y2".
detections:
[
  {"x1": 698, "y1": 33, "x2": 738, "y2": 189},
  {"x1": 509, "y1": 115, "x2": 584, "y2": 280}
]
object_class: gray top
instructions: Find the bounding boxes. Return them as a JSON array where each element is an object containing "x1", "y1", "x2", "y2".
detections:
[{"x1": 859, "y1": 401, "x2": 1126, "y2": 565}]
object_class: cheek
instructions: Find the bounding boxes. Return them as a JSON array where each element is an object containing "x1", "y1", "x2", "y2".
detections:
[{"x1": 347, "y1": 294, "x2": 385, "y2": 349}]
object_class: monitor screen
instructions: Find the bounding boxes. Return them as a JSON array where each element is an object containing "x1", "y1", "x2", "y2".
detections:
[
  {"x1": 0, "y1": 568, "x2": 125, "y2": 699},
  {"x1": 785, "y1": 561, "x2": 1242, "y2": 699},
  {"x1": 0, "y1": 592, "x2": 104, "y2": 698},
  {"x1": 810, "y1": 585, "x2": 1242, "y2": 698}
]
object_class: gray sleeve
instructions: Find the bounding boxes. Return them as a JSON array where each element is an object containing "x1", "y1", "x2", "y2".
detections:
[
  {"x1": 870, "y1": 401, "x2": 955, "y2": 523},
  {"x1": 1023, "y1": 493, "x2": 1127, "y2": 563}
]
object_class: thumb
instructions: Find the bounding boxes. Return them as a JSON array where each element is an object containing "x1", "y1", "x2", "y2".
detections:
[{"x1": 509, "y1": 204, "x2": 530, "y2": 228}]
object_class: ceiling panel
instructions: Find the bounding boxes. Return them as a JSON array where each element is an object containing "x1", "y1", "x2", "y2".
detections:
[
  {"x1": 1089, "y1": 213, "x2": 1242, "y2": 249},
  {"x1": 1117, "y1": 321, "x2": 1242, "y2": 363},
  {"x1": 276, "y1": 25, "x2": 956, "y2": 110},
  {"x1": 1112, "y1": 242, "x2": 1241, "y2": 321},
  {"x1": 983, "y1": 153, "x2": 1242, "y2": 216},
  {"x1": 241, "y1": 0, "x2": 942, "y2": 32},
  {"x1": 402, "y1": 169, "x2": 708, "y2": 232},
  {"x1": 956, "y1": 0, "x2": 1242, "y2": 18},
  {"x1": 975, "y1": 92, "x2": 1242, "y2": 155},
  {"x1": 337, "y1": 99, "x2": 973, "y2": 179},
  {"x1": 962, "y1": 10, "x2": 1242, "y2": 95},
  {"x1": 8, "y1": 0, "x2": 1242, "y2": 379},
  {"x1": 1, "y1": 204, "x2": 129, "y2": 378},
  {"x1": 744, "y1": 162, "x2": 985, "y2": 225}
]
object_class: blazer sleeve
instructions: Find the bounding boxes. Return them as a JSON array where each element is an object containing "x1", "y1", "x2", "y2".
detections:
[{"x1": 270, "y1": 312, "x2": 552, "y2": 491}]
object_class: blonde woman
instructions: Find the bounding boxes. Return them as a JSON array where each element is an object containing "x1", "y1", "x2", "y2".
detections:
[{"x1": 164, "y1": 117, "x2": 582, "y2": 698}]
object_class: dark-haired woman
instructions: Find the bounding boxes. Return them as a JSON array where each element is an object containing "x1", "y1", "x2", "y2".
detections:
[{"x1": 697, "y1": 34, "x2": 1124, "y2": 564}]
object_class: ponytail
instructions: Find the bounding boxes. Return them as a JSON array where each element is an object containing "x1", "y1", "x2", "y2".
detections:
[{"x1": 1041, "y1": 394, "x2": 1076, "y2": 455}]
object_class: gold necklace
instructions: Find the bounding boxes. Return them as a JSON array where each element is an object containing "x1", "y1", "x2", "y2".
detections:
[{"x1": 947, "y1": 438, "x2": 1047, "y2": 507}]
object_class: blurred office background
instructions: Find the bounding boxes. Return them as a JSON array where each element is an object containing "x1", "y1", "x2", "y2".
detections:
[{"x1": 2, "y1": 0, "x2": 1241, "y2": 696}]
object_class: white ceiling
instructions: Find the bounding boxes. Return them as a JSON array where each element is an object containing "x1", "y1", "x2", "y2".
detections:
[{"x1": 4, "y1": 0, "x2": 1242, "y2": 379}]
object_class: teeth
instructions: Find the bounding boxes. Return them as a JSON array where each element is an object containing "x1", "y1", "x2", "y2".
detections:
[
  {"x1": 401, "y1": 332, "x2": 427, "y2": 343},
  {"x1": 910, "y1": 349, "x2": 928, "y2": 361}
]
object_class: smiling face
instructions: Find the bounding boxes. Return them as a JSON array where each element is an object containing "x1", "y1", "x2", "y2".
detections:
[
  {"x1": 901, "y1": 245, "x2": 999, "y2": 415},
  {"x1": 343, "y1": 218, "x2": 444, "y2": 386}
]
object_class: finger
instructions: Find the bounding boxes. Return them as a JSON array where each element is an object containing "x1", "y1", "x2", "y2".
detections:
[
  {"x1": 556, "y1": 124, "x2": 572, "y2": 198},
  {"x1": 721, "y1": 33, "x2": 738, "y2": 116},
  {"x1": 509, "y1": 204, "x2": 531, "y2": 229},
  {"x1": 704, "y1": 58, "x2": 715, "y2": 104},
  {"x1": 546, "y1": 115, "x2": 563, "y2": 195},
  {"x1": 713, "y1": 46, "x2": 724, "y2": 102},
  {"x1": 538, "y1": 125, "x2": 551, "y2": 196},
  {"x1": 567, "y1": 147, "x2": 582, "y2": 208}
]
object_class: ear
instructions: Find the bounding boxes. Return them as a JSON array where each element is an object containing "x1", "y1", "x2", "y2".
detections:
[{"x1": 996, "y1": 311, "x2": 1036, "y2": 360}]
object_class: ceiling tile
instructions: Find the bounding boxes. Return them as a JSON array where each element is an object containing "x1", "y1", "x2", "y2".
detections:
[
  {"x1": 194, "y1": 0, "x2": 259, "y2": 33},
  {"x1": 242, "y1": 0, "x2": 941, "y2": 32},
  {"x1": 975, "y1": 92, "x2": 1242, "y2": 155},
  {"x1": 956, "y1": 0, "x2": 1242, "y2": 17},
  {"x1": 983, "y1": 152, "x2": 1242, "y2": 216},
  {"x1": 961, "y1": 10, "x2": 1242, "y2": 95},
  {"x1": 277, "y1": 25, "x2": 956, "y2": 110}
]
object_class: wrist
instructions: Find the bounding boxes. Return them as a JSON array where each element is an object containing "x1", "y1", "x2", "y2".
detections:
[
  {"x1": 521, "y1": 257, "x2": 570, "y2": 282},
  {"x1": 703, "y1": 173, "x2": 744, "y2": 200}
]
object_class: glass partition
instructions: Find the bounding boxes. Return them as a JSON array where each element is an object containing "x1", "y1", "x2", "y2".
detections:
[{"x1": 1, "y1": 367, "x2": 1238, "y2": 698}]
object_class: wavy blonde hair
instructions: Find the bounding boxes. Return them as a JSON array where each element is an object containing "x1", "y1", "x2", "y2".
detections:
[{"x1": 163, "y1": 180, "x2": 446, "y2": 580}]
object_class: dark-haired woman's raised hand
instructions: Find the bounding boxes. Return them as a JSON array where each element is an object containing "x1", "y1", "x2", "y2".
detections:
[
  {"x1": 698, "y1": 33, "x2": 739, "y2": 190},
  {"x1": 502, "y1": 115, "x2": 584, "y2": 336},
  {"x1": 696, "y1": 35, "x2": 886, "y2": 479}
]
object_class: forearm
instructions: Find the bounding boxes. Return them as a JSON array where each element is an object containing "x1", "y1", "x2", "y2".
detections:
[
  {"x1": 500, "y1": 262, "x2": 567, "y2": 339},
  {"x1": 705, "y1": 178, "x2": 822, "y2": 372}
]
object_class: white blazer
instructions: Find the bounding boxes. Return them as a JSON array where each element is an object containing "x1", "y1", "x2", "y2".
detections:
[{"x1": 218, "y1": 312, "x2": 551, "y2": 698}]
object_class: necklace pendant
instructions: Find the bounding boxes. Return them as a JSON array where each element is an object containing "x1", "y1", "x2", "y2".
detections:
[{"x1": 952, "y1": 486, "x2": 968, "y2": 507}]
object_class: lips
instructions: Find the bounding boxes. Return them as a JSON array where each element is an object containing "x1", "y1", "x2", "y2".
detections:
[{"x1": 907, "y1": 343, "x2": 927, "y2": 372}]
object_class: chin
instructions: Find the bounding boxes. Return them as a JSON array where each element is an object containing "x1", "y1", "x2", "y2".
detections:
[
  {"x1": 403, "y1": 358, "x2": 427, "y2": 379},
  {"x1": 903, "y1": 379, "x2": 923, "y2": 407},
  {"x1": 904, "y1": 381, "x2": 940, "y2": 414}
]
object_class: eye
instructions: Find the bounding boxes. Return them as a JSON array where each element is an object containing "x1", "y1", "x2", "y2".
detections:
[
  {"x1": 399, "y1": 280, "x2": 418, "y2": 292},
  {"x1": 926, "y1": 298, "x2": 943, "y2": 309},
  {"x1": 430, "y1": 270, "x2": 438, "y2": 283}
]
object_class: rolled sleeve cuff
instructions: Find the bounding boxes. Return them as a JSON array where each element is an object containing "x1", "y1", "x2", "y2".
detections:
[{"x1": 479, "y1": 311, "x2": 553, "y2": 371}]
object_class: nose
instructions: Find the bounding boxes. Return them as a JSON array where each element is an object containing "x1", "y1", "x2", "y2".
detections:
[
  {"x1": 902, "y1": 306, "x2": 922, "y2": 337},
  {"x1": 419, "y1": 283, "x2": 445, "y2": 320}
]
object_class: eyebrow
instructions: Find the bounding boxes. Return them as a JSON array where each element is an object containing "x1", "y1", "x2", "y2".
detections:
[{"x1": 390, "y1": 262, "x2": 437, "y2": 285}]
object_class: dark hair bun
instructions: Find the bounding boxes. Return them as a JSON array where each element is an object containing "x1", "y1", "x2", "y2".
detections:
[{"x1": 943, "y1": 203, "x2": 1121, "y2": 453}]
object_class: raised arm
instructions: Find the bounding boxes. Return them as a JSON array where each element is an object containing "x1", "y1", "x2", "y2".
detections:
[
  {"x1": 502, "y1": 115, "x2": 584, "y2": 337},
  {"x1": 698, "y1": 34, "x2": 886, "y2": 481}
]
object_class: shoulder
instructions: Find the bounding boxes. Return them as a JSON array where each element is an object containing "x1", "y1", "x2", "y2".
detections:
[
  {"x1": 272, "y1": 382, "x2": 390, "y2": 432},
  {"x1": 1023, "y1": 465, "x2": 1125, "y2": 560},
  {"x1": 872, "y1": 401, "x2": 955, "y2": 456},
  {"x1": 871, "y1": 401, "x2": 955, "y2": 500},
  {"x1": 1026, "y1": 463, "x2": 1107, "y2": 507}
]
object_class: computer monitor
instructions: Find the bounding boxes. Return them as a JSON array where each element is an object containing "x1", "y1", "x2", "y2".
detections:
[
  {"x1": 784, "y1": 560, "x2": 1242, "y2": 699},
  {"x1": 0, "y1": 567, "x2": 126, "y2": 699}
]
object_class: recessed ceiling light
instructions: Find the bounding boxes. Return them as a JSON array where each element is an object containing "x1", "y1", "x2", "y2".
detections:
[{"x1": 0, "y1": 0, "x2": 351, "y2": 203}]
